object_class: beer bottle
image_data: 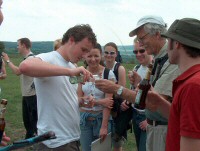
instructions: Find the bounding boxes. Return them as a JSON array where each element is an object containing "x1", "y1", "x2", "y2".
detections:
[
  {"x1": 134, "y1": 64, "x2": 153, "y2": 110},
  {"x1": 0, "y1": 99, "x2": 8, "y2": 142},
  {"x1": 69, "y1": 75, "x2": 84, "y2": 84}
]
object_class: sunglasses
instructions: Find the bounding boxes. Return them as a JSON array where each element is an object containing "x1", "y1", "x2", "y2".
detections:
[
  {"x1": 133, "y1": 49, "x2": 145, "y2": 54},
  {"x1": 104, "y1": 51, "x2": 116, "y2": 55}
]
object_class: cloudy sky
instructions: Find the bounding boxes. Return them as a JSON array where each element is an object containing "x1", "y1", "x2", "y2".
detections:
[{"x1": 0, "y1": 0, "x2": 199, "y2": 45}]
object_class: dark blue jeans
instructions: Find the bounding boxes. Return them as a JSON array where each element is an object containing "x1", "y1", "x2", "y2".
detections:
[{"x1": 132, "y1": 108, "x2": 147, "y2": 151}]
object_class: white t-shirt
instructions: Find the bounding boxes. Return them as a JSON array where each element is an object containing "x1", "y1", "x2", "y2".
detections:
[
  {"x1": 34, "y1": 51, "x2": 80, "y2": 148},
  {"x1": 136, "y1": 65, "x2": 148, "y2": 80},
  {"x1": 81, "y1": 68, "x2": 116, "y2": 111},
  {"x1": 20, "y1": 53, "x2": 36, "y2": 96}
]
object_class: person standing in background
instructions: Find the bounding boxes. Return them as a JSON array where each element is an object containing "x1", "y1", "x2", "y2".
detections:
[
  {"x1": 121, "y1": 38, "x2": 152, "y2": 151},
  {"x1": 104, "y1": 42, "x2": 126, "y2": 151},
  {"x1": 2, "y1": 38, "x2": 38, "y2": 139},
  {"x1": 78, "y1": 43, "x2": 114, "y2": 151},
  {"x1": 19, "y1": 24, "x2": 97, "y2": 151},
  {"x1": 53, "y1": 39, "x2": 62, "y2": 51}
]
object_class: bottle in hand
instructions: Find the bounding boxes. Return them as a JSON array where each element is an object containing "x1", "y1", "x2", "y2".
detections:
[
  {"x1": 134, "y1": 64, "x2": 153, "y2": 110},
  {"x1": 69, "y1": 75, "x2": 84, "y2": 84},
  {"x1": 0, "y1": 99, "x2": 8, "y2": 142}
]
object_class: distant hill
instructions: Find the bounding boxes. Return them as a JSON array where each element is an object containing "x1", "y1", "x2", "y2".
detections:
[
  {"x1": 3, "y1": 41, "x2": 53, "y2": 54},
  {"x1": 3, "y1": 41, "x2": 136, "y2": 63}
]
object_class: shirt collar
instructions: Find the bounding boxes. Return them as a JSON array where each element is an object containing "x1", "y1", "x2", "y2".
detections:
[
  {"x1": 154, "y1": 42, "x2": 168, "y2": 60},
  {"x1": 175, "y1": 64, "x2": 200, "y2": 82}
]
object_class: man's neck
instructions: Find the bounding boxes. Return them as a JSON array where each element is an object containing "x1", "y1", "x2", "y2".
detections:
[
  {"x1": 22, "y1": 49, "x2": 31, "y2": 57},
  {"x1": 153, "y1": 39, "x2": 166, "y2": 56},
  {"x1": 57, "y1": 46, "x2": 70, "y2": 62},
  {"x1": 179, "y1": 57, "x2": 200, "y2": 74}
]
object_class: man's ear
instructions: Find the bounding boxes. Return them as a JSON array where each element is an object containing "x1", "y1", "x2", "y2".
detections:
[
  {"x1": 69, "y1": 36, "x2": 75, "y2": 44},
  {"x1": 175, "y1": 41, "x2": 182, "y2": 49}
]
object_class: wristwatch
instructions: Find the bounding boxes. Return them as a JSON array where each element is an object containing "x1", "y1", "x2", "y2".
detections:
[
  {"x1": 117, "y1": 86, "x2": 124, "y2": 96},
  {"x1": 6, "y1": 60, "x2": 10, "y2": 64}
]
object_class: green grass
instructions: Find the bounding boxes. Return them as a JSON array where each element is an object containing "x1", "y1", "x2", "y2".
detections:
[{"x1": 1, "y1": 55, "x2": 137, "y2": 151}]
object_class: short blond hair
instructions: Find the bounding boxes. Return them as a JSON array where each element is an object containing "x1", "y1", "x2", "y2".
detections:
[{"x1": 54, "y1": 39, "x2": 62, "y2": 50}]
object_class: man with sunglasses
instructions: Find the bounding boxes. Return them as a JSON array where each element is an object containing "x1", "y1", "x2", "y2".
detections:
[{"x1": 121, "y1": 38, "x2": 153, "y2": 151}]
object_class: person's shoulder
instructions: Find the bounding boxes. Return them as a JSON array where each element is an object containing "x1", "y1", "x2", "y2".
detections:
[{"x1": 118, "y1": 64, "x2": 126, "y2": 72}]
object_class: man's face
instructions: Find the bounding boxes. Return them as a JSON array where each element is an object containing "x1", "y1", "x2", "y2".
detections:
[
  {"x1": 68, "y1": 37, "x2": 93, "y2": 63},
  {"x1": 0, "y1": 0, "x2": 3, "y2": 25},
  {"x1": 134, "y1": 42, "x2": 150, "y2": 65},
  {"x1": 136, "y1": 27, "x2": 158, "y2": 55},
  {"x1": 17, "y1": 41, "x2": 24, "y2": 54},
  {"x1": 167, "y1": 39, "x2": 179, "y2": 64}
]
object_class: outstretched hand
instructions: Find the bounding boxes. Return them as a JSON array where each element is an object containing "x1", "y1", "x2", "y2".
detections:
[
  {"x1": 95, "y1": 79, "x2": 118, "y2": 94},
  {"x1": 70, "y1": 66, "x2": 93, "y2": 83}
]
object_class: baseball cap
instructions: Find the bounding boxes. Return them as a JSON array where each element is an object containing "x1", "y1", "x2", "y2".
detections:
[
  {"x1": 129, "y1": 15, "x2": 166, "y2": 37},
  {"x1": 161, "y1": 18, "x2": 200, "y2": 49}
]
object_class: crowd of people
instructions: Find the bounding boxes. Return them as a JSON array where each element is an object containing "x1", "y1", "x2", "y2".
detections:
[{"x1": 1, "y1": 0, "x2": 200, "y2": 151}]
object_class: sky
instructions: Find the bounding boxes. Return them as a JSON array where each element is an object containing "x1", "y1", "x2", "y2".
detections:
[{"x1": 0, "y1": 0, "x2": 199, "y2": 45}]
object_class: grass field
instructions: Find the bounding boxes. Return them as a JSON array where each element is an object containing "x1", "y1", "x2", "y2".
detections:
[{"x1": 0, "y1": 54, "x2": 137, "y2": 151}]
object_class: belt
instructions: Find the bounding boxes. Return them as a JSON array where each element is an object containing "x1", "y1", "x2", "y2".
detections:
[
  {"x1": 87, "y1": 117, "x2": 96, "y2": 121},
  {"x1": 147, "y1": 119, "x2": 168, "y2": 126}
]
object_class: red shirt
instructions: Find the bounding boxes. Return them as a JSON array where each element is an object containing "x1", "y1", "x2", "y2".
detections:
[{"x1": 166, "y1": 64, "x2": 200, "y2": 151}]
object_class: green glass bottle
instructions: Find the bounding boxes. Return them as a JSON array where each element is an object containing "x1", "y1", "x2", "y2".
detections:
[{"x1": 69, "y1": 75, "x2": 84, "y2": 84}]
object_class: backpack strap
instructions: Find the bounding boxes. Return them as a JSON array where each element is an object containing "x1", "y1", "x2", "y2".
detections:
[
  {"x1": 103, "y1": 67, "x2": 110, "y2": 80},
  {"x1": 133, "y1": 64, "x2": 141, "y2": 72},
  {"x1": 24, "y1": 53, "x2": 35, "y2": 60},
  {"x1": 113, "y1": 62, "x2": 120, "y2": 82},
  {"x1": 152, "y1": 54, "x2": 168, "y2": 86}
]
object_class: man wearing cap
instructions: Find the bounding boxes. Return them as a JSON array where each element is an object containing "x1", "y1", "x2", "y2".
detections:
[
  {"x1": 95, "y1": 15, "x2": 179, "y2": 151},
  {"x1": 129, "y1": 15, "x2": 180, "y2": 151},
  {"x1": 146, "y1": 18, "x2": 200, "y2": 151}
]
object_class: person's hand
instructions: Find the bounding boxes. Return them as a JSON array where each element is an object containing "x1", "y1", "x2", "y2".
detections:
[
  {"x1": 120, "y1": 100, "x2": 130, "y2": 111},
  {"x1": 98, "y1": 98, "x2": 113, "y2": 109},
  {"x1": 70, "y1": 66, "x2": 92, "y2": 83},
  {"x1": 1, "y1": 132, "x2": 11, "y2": 146},
  {"x1": 139, "y1": 119, "x2": 148, "y2": 131},
  {"x1": 99, "y1": 127, "x2": 108, "y2": 143},
  {"x1": 79, "y1": 95, "x2": 94, "y2": 108},
  {"x1": 128, "y1": 70, "x2": 142, "y2": 88},
  {"x1": 146, "y1": 89, "x2": 162, "y2": 112},
  {"x1": 95, "y1": 79, "x2": 118, "y2": 94},
  {"x1": 1, "y1": 52, "x2": 9, "y2": 62}
]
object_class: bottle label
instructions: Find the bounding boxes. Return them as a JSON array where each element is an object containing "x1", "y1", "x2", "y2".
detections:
[{"x1": 135, "y1": 89, "x2": 143, "y2": 104}]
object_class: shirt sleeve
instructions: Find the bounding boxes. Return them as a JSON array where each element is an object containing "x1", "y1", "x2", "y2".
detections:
[{"x1": 180, "y1": 83, "x2": 200, "y2": 138}]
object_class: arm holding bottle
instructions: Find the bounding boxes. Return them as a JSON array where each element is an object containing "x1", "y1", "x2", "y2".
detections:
[
  {"x1": 95, "y1": 79, "x2": 137, "y2": 103},
  {"x1": 146, "y1": 89, "x2": 171, "y2": 119},
  {"x1": 19, "y1": 57, "x2": 92, "y2": 80}
]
